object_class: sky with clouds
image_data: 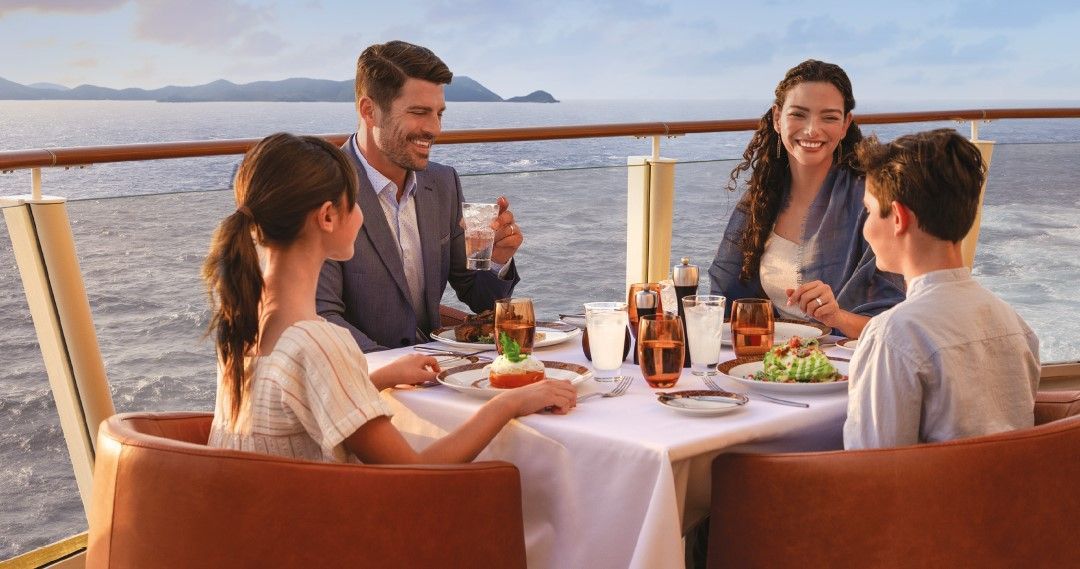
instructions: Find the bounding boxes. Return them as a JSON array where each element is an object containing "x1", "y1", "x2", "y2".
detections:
[{"x1": 1, "y1": 0, "x2": 1078, "y2": 100}]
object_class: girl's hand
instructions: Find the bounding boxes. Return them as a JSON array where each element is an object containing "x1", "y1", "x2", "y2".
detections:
[
  {"x1": 493, "y1": 379, "x2": 577, "y2": 416},
  {"x1": 370, "y1": 353, "x2": 440, "y2": 390}
]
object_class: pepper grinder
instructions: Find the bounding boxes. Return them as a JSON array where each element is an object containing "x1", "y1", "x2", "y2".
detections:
[
  {"x1": 673, "y1": 257, "x2": 700, "y2": 368},
  {"x1": 632, "y1": 290, "x2": 658, "y2": 364}
]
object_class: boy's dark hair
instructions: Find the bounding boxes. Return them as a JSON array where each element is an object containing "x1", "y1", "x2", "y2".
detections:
[
  {"x1": 856, "y1": 128, "x2": 986, "y2": 242},
  {"x1": 355, "y1": 41, "x2": 452, "y2": 111}
]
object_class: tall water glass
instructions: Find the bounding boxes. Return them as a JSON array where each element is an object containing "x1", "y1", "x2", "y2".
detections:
[
  {"x1": 683, "y1": 295, "x2": 726, "y2": 376},
  {"x1": 638, "y1": 314, "x2": 685, "y2": 388},
  {"x1": 495, "y1": 297, "x2": 536, "y2": 354},
  {"x1": 731, "y1": 298, "x2": 775, "y2": 357},
  {"x1": 584, "y1": 302, "x2": 629, "y2": 381},
  {"x1": 462, "y1": 202, "x2": 499, "y2": 270}
]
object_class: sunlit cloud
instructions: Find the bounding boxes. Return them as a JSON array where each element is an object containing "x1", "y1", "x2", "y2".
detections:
[
  {"x1": 947, "y1": 0, "x2": 1080, "y2": 28},
  {"x1": 890, "y1": 35, "x2": 1009, "y2": 66},
  {"x1": 132, "y1": 0, "x2": 287, "y2": 55},
  {"x1": 19, "y1": 37, "x2": 61, "y2": 49},
  {"x1": 123, "y1": 59, "x2": 157, "y2": 81},
  {"x1": 70, "y1": 57, "x2": 99, "y2": 68},
  {"x1": 0, "y1": 0, "x2": 126, "y2": 17}
]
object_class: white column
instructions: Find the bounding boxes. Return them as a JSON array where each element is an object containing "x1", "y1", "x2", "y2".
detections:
[
  {"x1": 1, "y1": 192, "x2": 115, "y2": 518},
  {"x1": 962, "y1": 134, "x2": 995, "y2": 268}
]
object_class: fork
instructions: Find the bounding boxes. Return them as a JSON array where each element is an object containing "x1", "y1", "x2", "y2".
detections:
[
  {"x1": 701, "y1": 375, "x2": 809, "y2": 408},
  {"x1": 578, "y1": 376, "x2": 633, "y2": 402},
  {"x1": 413, "y1": 345, "x2": 493, "y2": 360}
]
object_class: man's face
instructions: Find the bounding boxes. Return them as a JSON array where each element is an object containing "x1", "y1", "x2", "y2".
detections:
[
  {"x1": 371, "y1": 78, "x2": 445, "y2": 172},
  {"x1": 862, "y1": 180, "x2": 898, "y2": 273}
]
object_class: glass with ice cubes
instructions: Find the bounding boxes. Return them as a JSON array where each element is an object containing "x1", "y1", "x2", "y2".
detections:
[
  {"x1": 462, "y1": 202, "x2": 500, "y2": 270},
  {"x1": 682, "y1": 295, "x2": 726, "y2": 376}
]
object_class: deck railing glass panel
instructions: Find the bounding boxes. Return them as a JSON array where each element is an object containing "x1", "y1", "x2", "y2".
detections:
[{"x1": 2, "y1": 126, "x2": 1079, "y2": 560}]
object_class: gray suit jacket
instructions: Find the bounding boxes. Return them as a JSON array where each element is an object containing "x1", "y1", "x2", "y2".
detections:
[{"x1": 316, "y1": 135, "x2": 520, "y2": 352}]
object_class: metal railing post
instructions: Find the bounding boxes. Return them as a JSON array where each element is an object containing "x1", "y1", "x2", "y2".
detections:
[{"x1": 1, "y1": 178, "x2": 115, "y2": 518}]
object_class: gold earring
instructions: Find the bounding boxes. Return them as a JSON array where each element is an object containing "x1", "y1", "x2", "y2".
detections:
[
  {"x1": 776, "y1": 137, "x2": 782, "y2": 158},
  {"x1": 835, "y1": 142, "x2": 842, "y2": 163}
]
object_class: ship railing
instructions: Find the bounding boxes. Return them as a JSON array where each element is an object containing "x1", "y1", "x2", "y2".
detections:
[{"x1": 1, "y1": 107, "x2": 1079, "y2": 564}]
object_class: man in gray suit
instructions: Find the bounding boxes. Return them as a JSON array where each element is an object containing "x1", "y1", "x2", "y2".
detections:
[{"x1": 317, "y1": 41, "x2": 522, "y2": 352}]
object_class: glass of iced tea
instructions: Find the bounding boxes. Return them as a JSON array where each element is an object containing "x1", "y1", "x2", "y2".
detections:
[
  {"x1": 730, "y1": 298, "x2": 774, "y2": 358},
  {"x1": 495, "y1": 297, "x2": 536, "y2": 354},
  {"x1": 637, "y1": 313, "x2": 685, "y2": 388}
]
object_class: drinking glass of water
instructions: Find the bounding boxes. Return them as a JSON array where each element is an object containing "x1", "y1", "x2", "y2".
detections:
[
  {"x1": 462, "y1": 202, "x2": 500, "y2": 270},
  {"x1": 683, "y1": 295, "x2": 726, "y2": 376},
  {"x1": 584, "y1": 302, "x2": 629, "y2": 381}
]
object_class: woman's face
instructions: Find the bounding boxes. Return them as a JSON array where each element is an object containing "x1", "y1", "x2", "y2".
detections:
[{"x1": 772, "y1": 81, "x2": 852, "y2": 170}]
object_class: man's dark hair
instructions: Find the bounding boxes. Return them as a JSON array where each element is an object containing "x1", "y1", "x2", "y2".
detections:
[
  {"x1": 354, "y1": 41, "x2": 452, "y2": 111},
  {"x1": 856, "y1": 128, "x2": 986, "y2": 242}
]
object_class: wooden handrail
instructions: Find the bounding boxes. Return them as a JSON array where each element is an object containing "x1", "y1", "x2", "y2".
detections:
[{"x1": 1, "y1": 107, "x2": 1078, "y2": 172}]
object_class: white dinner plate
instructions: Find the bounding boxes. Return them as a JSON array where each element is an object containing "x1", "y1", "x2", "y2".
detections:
[
  {"x1": 431, "y1": 322, "x2": 581, "y2": 350},
  {"x1": 718, "y1": 357, "x2": 850, "y2": 394},
  {"x1": 656, "y1": 390, "x2": 749, "y2": 416},
  {"x1": 835, "y1": 338, "x2": 859, "y2": 353},
  {"x1": 721, "y1": 320, "x2": 828, "y2": 346},
  {"x1": 437, "y1": 360, "x2": 592, "y2": 399}
]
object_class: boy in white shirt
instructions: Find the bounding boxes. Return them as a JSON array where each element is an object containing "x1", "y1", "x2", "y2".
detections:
[{"x1": 844, "y1": 128, "x2": 1039, "y2": 449}]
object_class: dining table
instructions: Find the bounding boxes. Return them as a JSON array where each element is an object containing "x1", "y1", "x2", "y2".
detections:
[{"x1": 366, "y1": 329, "x2": 852, "y2": 569}]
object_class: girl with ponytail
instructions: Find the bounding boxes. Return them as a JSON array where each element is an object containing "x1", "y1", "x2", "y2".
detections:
[
  {"x1": 708, "y1": 60, "x2": 905, "y2": 339},
  {"x1": 205, "y1": 133, "x2": 576, "y2": 464}
]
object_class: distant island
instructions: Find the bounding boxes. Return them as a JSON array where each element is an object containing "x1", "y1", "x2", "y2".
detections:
[{"x1": 0, "y1": 75, "x2": 558, "y2": 103}]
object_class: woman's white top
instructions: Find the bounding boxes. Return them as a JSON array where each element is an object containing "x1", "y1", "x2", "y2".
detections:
[{"x1": 759, "y1": 232, "x2": 806, "y2": 320}]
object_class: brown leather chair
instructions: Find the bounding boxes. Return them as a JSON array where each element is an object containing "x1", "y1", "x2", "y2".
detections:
[
  {"x1": 1034, "y1": 389, "x2": 1080, "y2": 425},
  {"x1": 87, "y1": 412, "x2": 527, "y2": 569},
  {"x1": 707, "y1": 404, "x2": 1080, "y2": 568}
]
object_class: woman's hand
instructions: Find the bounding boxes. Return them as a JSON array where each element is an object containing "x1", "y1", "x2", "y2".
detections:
[
  {"x1": 369, "y1": 353, "x2": 441, "y2": 390},
  {"x1": 492, "y1": 379, "x2": 578, "y2": 416},
  {"x1": 786, "y1": 280, "x2": 870, "y2": 338},
  {"x1": 787, "y1": 280, "x2": 840, "y2": 325}
]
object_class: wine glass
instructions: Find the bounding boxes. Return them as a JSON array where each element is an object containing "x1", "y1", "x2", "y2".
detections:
[
  {"x1": 637, "y1": 313, "x2": 685, "y2": 388},
  {"x1": 494, "y1": 297, "x2": 536, "y2": 354},
  {"x1": 730, "y1": 298, "x2": 774, "y2": 358}
]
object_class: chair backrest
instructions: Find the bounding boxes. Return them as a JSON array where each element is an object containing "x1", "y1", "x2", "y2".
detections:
[
  {"x1": 88, "y1": 412, "x2": 527, "y2": 569},
  {"x1": 1034, "y1": 389, "x2": 1080, "y2": 425},
  {"x1": 708, "y1": 414, "x2": 1080, "y2": 568}
]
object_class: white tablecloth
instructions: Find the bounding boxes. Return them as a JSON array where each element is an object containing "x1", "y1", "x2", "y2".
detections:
[{"x1": 367, "y1": 336, "x2": 849, "y2": 569}]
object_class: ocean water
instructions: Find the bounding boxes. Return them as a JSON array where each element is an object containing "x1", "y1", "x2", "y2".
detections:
[{"x1": 1, "y1": 100, "x2": 1078, "y2": 557}]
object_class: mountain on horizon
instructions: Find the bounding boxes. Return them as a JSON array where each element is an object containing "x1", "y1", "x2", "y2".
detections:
[
  {"x1": 0, "y1": 75, "x2": 556, "y2": 103},
  {"x1": 27, "y1": 82, "x2": 69, "y2": 91}
]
